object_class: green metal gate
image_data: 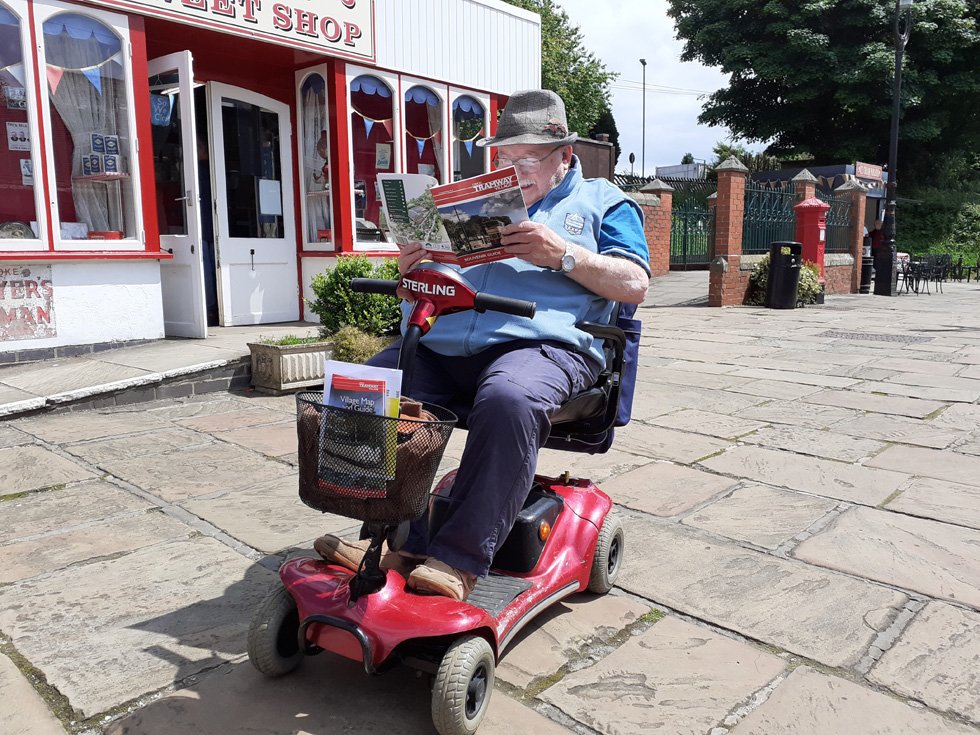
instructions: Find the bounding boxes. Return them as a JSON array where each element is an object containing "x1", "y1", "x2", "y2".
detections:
[
  {"x1": 742, "y1": 181, "x2": 796, "y2": 254},
  {"x1": 670, "y1": 197, "x2": 714, "y2": 269},
  {"x1": 817, "y1": 190, "x2": 853, "y2": 253}
]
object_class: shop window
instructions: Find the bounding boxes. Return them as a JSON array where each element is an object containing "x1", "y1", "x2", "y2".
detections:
[
  {"x1": 42, "y1": 12, "x2": 136, "y2": 242},
  {"x1": 0, "y1": 2, "x2": 39, "y2": 241},
  {"x1": 148, "y1": 71, "x2": 186, "y2": 236},
  {"x1": 404, "y1": 85, "x2": 443, "y2": 183},
  {"x1": 298, "y1": 72, "x2": 332, "y2": 246},
  {"x1": 452, "y1": 95, "x2": 486, "y2": 181},
  {"x1": 349, "y1": 74, "x2": 393, "y2": 242}
]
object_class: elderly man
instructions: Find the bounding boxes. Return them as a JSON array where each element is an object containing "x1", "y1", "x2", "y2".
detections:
[{"x1": 316, "y1": 89, "x2": 650, "y2": 601}]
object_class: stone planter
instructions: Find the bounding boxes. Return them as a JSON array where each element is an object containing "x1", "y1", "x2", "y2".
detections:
[{"x1": 248, "y1": 341, "x2": 334, "y2": 396}]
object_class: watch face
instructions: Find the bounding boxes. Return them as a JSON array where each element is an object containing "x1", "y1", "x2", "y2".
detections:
[{"x1": 561, "y1": 253, "x2": 575, "y2": 272}]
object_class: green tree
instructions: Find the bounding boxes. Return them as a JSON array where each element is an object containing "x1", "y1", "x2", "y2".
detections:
[
  {"x1": 588, "y1": 105, "x2": 622, "y2": 161},
  {"x1": 502, "y1": 0, "x2": 617, "y2": 136},
  {"x1": 667, "y1": 0, "x2": 980, "y2": 183},
  {"x1": 710, "y1": 141, "x2": 781, "y2": 173},
  {"x1": 681, "y1": 152, "x2": 696, "y2": 164}
]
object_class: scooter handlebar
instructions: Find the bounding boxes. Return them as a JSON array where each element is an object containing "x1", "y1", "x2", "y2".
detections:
[
  {"x1": 350, "y1": 278, "x2": 399, "y2": 296},
  {"x1": 474, "y1": 292, "x2": 536, "y2": 319}
]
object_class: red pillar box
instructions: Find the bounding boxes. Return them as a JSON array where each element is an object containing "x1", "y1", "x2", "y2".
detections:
[{"x1": 794, "y1": 197, "x2": 830, "y2": 283}]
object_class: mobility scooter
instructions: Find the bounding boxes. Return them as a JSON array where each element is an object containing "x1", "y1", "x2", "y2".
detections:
[{"x1": 247, "y1": 261, "x2": 631, "y2": 735}]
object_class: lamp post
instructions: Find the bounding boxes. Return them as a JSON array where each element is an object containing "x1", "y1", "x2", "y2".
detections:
[
  {"x1": 875, "y1": 0, "x2": 914, "y2": 296},
  {"x1": 640, "y1": 58, "x2": 647, "y2": 179}
]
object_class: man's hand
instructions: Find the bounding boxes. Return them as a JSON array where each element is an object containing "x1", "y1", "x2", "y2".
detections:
[
  {"x1": 395, "y1": 242, "x2": 428, "y2": 302},
  {"x1": 500, "y1": 221, "x2": 565, "y2": 270}
]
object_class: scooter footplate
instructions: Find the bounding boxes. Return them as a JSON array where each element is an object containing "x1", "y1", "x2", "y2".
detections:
[{"x1": 468, "y1": 574, "x2": 534, "y2": 617}]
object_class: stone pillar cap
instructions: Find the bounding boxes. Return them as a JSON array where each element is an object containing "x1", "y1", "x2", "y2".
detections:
[
  {"x1": 640, "y1": 178, "x2": 674, "y2": 193},
  {"x1": 716, "y1": 157, "x2": 749, "y2": 173},
  {"x1": 791, "y1": 169, "x2": 819, "y2": 183}
]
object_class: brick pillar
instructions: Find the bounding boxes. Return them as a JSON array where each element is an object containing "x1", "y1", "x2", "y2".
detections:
[
  {"x1": 708, "y1": 157, "x2": 749, "y2": 307},
  {"x1": 836, "y1": 181, "x2": 867, "y2": 293},
  {"x1": 631, "y1": 178, "x2": 674, "y2": 277}
]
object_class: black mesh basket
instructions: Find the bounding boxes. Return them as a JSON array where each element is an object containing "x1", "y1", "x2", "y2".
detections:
[{"x1": 296, "y1": 392, "x2": 457, "y2": 523}]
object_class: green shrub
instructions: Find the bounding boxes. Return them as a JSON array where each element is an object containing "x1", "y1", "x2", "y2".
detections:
[
  {"x1": 745, "y1": 254, "x2": 821, "y2": 307},
  {"x1": 331, "y1": 326, "x2": 397, "y2": 364},
  {"x1": 896, "y1": 188, "x2": 980, "y2": 255},
  {"x1": 307, "y1": 255, "x2": 401, "y2": 339},
  {"x1": 256, "y1": 334, "x2": 324, "y2": 346}
]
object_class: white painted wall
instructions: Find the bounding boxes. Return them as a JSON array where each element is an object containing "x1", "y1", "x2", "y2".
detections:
[
  {"x1": 375, "y1": 0, "x2": 541, "y2": 94},
  {"x1": 0, "y1": 261, "x2": 164, "y2": 353}
]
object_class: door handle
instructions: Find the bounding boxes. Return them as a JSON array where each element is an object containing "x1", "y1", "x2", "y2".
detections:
[
  {"x1": 250, "y1": 248, "x2": 255, "y2": 271},
  {"x1": 164, "y1": 247, "x2": 174, "y2": 254}
]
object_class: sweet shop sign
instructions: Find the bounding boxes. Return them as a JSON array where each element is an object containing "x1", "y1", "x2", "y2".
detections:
[{"x1": 0, "y1": 265, "x2": 56, "y2": 341}]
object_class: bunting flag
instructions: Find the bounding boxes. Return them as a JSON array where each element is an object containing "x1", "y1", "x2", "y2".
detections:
[
  {"x1": 435, "y1": 131, "x2": 442, "y2": 145},
  {"x1": 46, "y1": 65, "x2": 64, "y2": 95},
  {"x1": 363, "y1": 117, "x2": 374, "y2": 138},
  {"x1": 381, "y1": 118, "x2": 392, "y2": 138},
  {"x1": 417, "y1": 138, "x2": 426, "y2": 158},
  {"x1": 6, "y1": 63, "x2": 25, "y2": 87},
  {"x1": 81, "y1": 67, "x2": 102, "y2": 95},
  {"x1": 464, "y1": 140, "x2": 474, "y2": 157}
]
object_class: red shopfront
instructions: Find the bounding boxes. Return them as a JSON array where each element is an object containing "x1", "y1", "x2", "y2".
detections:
[{"x1": 0, "y1": 0, "x2": 537, "y2": 349}]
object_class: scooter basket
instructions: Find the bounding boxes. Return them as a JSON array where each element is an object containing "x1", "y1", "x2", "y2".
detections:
[{"x1": 296, "y1": 392, "x2": 457, "y2": 523}]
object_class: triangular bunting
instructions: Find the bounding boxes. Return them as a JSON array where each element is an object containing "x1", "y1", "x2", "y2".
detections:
[
  {"x1": 381, "y1": 119, "x2": 392, "y2": 138},
  {"x1": 81, "y1": 67, "x2": 102, "y2": 95},
  {"x1": 6, "y1": 64, "x2": 25, "y2": 87},
  {"x1": 364, "y1": 117, "x2": 374, "y2": 138},
  {"x1": 464, "y1": 140, "x2": 474, "y2": 157},
  {"x1": 417, "y1": 138, "x2": 426, "y2": 158},
  {"x1": 46, "y1": 65, "x2": 64, "y2": 94}
]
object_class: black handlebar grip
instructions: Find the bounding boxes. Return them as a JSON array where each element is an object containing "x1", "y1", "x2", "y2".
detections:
[
  {"x1": 350, "y1": 278, "x2": 399, "y2": 296},
  {"x1": 473, "y1": 292, "x2": 536, "y2": 319}
]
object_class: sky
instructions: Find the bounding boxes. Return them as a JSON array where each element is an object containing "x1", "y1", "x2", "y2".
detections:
[{"x1": 555, "y1": 0, "x2": 763, "y2": 176}]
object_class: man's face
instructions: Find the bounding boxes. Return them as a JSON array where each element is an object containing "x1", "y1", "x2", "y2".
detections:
[{"x1": 494, "y1": 144, "x2": 572, "y2": 206}]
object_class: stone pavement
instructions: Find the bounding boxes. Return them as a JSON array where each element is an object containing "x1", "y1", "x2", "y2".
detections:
[{"x1": 4, "y1": 272, "x2": 980, "y2": 734}]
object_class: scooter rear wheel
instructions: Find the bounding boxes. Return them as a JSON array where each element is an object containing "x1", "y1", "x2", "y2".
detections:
[
  {"x1": 431, "y1": 635, "x2": 495, "y2": 735},
  {"x1": 588, "y1": 512, "x2": 624, "y2": 594},
  {"x1": 247, "y1": 585, "x2": 303, "y2": 677}
]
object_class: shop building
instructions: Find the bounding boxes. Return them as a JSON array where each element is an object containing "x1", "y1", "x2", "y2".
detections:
[{"x1": 0, "y1": 0, "x2": 540, "y2": 353}]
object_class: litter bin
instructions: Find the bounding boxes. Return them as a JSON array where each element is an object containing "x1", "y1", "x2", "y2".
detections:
[
  {"x1": 766, "y1": 241, "x2": 802, "y2": 309},
  {"x1": 860, "y1": 256, "x2": 874, "y2": 294}
]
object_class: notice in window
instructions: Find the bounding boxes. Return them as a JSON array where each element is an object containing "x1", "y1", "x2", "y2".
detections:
[
  {"x1": 6, "y1": 121, "x2": 30, "y2": 152},
  {"x1": 258, "y1": 179, "x2": 283, "y2": 216},
  {"x1": 0, "y1": 265, "x2": 56, "y2": 341}
]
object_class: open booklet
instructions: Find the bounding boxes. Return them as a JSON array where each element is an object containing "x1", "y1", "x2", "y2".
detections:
[{"x1": 378, "y1": 167, "x2": 529, "y2": 267}]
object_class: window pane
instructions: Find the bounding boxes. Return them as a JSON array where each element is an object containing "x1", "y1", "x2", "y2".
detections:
[
  {"x1": 453, "y1": 96, "x2": 485, "y2": 181},
  {"x1": 220, "y1": 97, "x2": 283, "y2": 239},
  {"x1": 405, "y1": 85, "x2": 442, "y2": 183},
  {"x1": 0, "y1": 3, "x2": 38, "y2": 236},
  {"x1": 350, "y1": 74, "x2": 393, "y2": 241},
  {"x1": 43, "y1": 12, "x2": 136, "y2": 241},
  {"x1": 299, "y1": 73, "x2": 332, "y2": 245},
  {"x1": 148, "y1": 73, "x2": 186, "y2": 236}
]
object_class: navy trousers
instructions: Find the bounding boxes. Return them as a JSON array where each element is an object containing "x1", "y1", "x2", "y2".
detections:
[{"x1": 367, "y1": 339, "x2": 600, "y2": 577}]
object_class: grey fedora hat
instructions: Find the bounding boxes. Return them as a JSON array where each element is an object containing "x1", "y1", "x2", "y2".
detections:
[{"x1": 476, "y1": 89, "x2": 578, "y2": 147}]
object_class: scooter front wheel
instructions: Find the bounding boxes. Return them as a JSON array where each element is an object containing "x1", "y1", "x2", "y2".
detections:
[
  {"x1": 247, "y1": 585, "x2": 303, "y2": 677},
  {"x1": 588, "y1": 512, "x2": 624, "y2": 594},
  {"x1": 431, "y1": 635, "x2": 495, "y2": 735}
]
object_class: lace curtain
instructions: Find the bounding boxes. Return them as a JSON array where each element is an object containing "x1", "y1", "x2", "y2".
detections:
[{"x1": 302, "y1": 82, "x2": 330, "y2": 243}]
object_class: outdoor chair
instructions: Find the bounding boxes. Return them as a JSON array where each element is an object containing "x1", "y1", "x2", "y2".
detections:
[{"x1": 965, "y1": 257, "x2": 980, "y2": 283}]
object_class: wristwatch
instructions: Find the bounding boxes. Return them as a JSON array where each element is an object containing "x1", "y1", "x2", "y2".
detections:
[{"x1": 560, "y1": 241, "x2": 576, "y2": 273}]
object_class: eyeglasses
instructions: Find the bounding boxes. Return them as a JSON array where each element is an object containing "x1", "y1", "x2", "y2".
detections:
[{"x1": 493, "y1": 148, "x2": 561, "y2": 173}]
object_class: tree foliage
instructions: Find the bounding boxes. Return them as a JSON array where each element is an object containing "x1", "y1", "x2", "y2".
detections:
[
  {"x1": 711, "y1": 142, "x2": 781, "y2": 173},
  {"x1": 667, "y1": 0, "x2": 980, "y2": 182},
  {"x1": 588, "y1": 105, "x2": 622, "y2": 160},
  {"x1": 502, "y1": 0, "x2": 617, "y2": 136}
]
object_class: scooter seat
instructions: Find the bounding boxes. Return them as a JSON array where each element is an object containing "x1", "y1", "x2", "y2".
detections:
[{"x1": 549, "y1": 385, "x2": 606, "y2": 425}]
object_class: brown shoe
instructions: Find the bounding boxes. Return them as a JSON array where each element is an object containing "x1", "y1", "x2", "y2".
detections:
[
  {"x1": 313, "y1": 535, "x2": 420, "y2": 578},
  {"x1": 407, "y1": 558, "x2": 477, "y2": 602}
]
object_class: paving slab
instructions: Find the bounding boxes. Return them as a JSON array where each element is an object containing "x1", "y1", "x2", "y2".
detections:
[
  {"x1": 734, "y1": 400, "x2": 862, "y2": 429},
  {"x1": 618, "y1": 518, "x2": 908, "y2": 668},
  {"x1": 727, "y1": 366, "x2": 861, "y2": 389},
  {"x1": 954, "y1": 435, "x2": 980, "y2": 457},
  {"x1": 628, "y1": 385, "x2": 766, "y2": 421},
  {"x1": 700, "y1": 445, "x2": 908, "y2": 506},
  {"x1": 0, "y1": 424, "x2": 33, "y2": 448},
  {"x1": 0, "y1": 537, "x2": 277, "y2": 718},
  {"x1": 868, "y1": 356, "x2": 964, "y2": 376},
  {"x1": 725, "y1": 379, "x2": 826, "y2": 401},
  {"x1": 0, "y1": 357, "x2": 150, "y2": 394},
  {"x1": 62, "y1": 427, "x2": 213, "y2": 465},
  {"x1": 536, "y1": 447, "x2": 651, "y2": 484},
  {"x1": 866, "y1": 445, "x2": 980, "y2": 488},
  {"x1": 929, "y1": 403, "x2": 980, "y2": 431},
  {"x1": 180, "y1": 476, "x2": 351, "y2": 553},
  {"x1": 0, "y1": 445, "x2": 96, "y2": 496},
  {"x1": 885, "y1": 477, "x2": 980, "y2": 530},
  {"x1": 175, "y1": 407, "x2": 294, "y2": 433},
  {"x1": 883, "y1": 372, "x2": 980, "y2": 393},
  {"x1": 613, "y1": 422, "x2": 731, "y2": 464},
  {"x1": 227, "y1": 392, "x2": 297, "y2": 414},
  {"x1": 732, "y1": 665, "x2": 978, "y2": 735},
  {"x1": 0, "y1": 480, "x2": 155, "y2": 542},
  {"x1": 794, "y1": 506, "x2": 980, "y2": 610},
  {"x1": 801, "y1": 389, "x2": 944, "y2": 419},
  {"x1": 741, "y1": 425, "x2": 886, "y2": 462},
  {"x1": 94, "y1": 443, "x2": 295, "y2": 503},
  {"x1": 0, "y1": 511, "x2": 189, "y2": 583},
  {"x1": 0, "y1": 652, "x2": 67, "y2": 735},
  {"x1": 832, "y1": 413, "x2": 964, "y2": 449},
  {"x1": 639, "y1": 367, "x2": 749, "y2": 390},
  {"x1": 145, "y1": 395, "x2": 250, "y2": 421},
  {"x1": 682, "y1": 484, "x2": 837, "y2": 550},
  {"x1": 600, "y1": 462, "x2": 737, "y2": 517},
  {"x1": 103, "y1": 653, "x2": 572, "y2": 735},
  {"x1": 497, "y1": 593, "x2": 651, "y2": 689},
  {"x1": 869, "y1": 602, "x2": 980, "y2": 726},
  {"x1": 211, "y1": 422, "x2": 297, "y2": 457},
  {"x1": 853, "y1": 380, "x2": 980, "y2": 403},
  {"x1": 540, "y1": 616, "x2": 786, "y2": 735},
  {"x1": 93, "y1": 341, "x2": 243, "y2": 372},
  {"x1": 649, "y1": 409, "x2": 768, "y2": 439},
  {"x1": 0, "y1": 382, "x2": 41, "y2": 406},
  {"x1": 14, "y1": 410, "x2": 167, "y2": 444}
]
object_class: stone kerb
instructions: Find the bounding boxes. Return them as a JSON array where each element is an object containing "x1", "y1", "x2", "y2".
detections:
[
  {"x1": 634, "y1": 178, "x2": 674, "y2": 277},
  {"x1": 709, "y1": 157, "x2": 749, "y2": 307}
]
